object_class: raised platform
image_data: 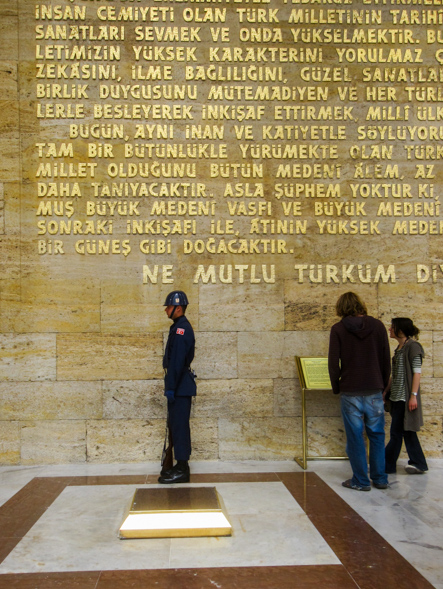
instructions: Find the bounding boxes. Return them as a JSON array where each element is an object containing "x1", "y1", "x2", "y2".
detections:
[{"x1": 119, "y1": 486, "x2": 232, "y2": 539}]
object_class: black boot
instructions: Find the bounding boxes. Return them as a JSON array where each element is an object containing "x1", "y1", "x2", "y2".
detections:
[
  {"x1": 158, "y1": 460, "x2": 190, "y2": 484},
  {"x1": 160, "y1": 465, "x2": 173, "y2": 477}
]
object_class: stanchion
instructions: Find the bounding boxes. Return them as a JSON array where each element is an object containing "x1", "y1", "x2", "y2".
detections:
[{"x1": 295, "y1": 357, "x2": 348, "y2": 470}]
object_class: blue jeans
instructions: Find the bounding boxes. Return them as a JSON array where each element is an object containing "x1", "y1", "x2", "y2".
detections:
[{"x1": 341, "y1": 392, "x2": 388, "y2": 487}]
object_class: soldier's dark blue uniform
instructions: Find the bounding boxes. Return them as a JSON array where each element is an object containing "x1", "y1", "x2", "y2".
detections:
[{"x1": 163, "y1": 313, "x2": 196, "y2": 462}]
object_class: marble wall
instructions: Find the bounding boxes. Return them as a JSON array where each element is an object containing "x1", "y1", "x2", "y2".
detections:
[{"x1": 0, "y1": 0, "x2": 442, "y2": 465}]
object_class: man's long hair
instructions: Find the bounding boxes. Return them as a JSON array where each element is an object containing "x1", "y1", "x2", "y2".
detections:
[{"x1": 335, "y1": 292, "x2": 368, "y2": 318}]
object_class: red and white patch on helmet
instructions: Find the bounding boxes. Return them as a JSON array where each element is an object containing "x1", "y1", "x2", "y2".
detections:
[{"x1": 176, "y1": 328, "x2": 185, "y2": 335}]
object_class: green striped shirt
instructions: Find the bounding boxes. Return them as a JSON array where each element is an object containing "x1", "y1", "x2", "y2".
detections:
[{"x1": 390, "y1": 346, "x2": 422, "y2": 402}]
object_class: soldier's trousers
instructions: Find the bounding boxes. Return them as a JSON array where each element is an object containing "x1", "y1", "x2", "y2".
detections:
[{"x1": 168, "y1": 396, "x2": 192, "y2": 461}]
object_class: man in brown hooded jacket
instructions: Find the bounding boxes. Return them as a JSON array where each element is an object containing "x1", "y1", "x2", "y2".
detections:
[{"x1": 328, "y1": 292, "x2": 391, "y2": 491}]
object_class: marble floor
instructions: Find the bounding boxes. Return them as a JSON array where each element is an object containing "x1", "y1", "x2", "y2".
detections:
[{"x1": 0, "y1": 458, "x2": 441, "y2": 588}]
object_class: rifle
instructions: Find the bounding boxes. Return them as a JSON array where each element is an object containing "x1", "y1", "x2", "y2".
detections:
[{"x1": 161, "y1": 412, "x2": 174, "y2": 475}]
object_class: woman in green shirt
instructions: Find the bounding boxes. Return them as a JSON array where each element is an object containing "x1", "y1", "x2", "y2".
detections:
[{"x1": 384, "y1": 318, "x2": 428, "y2": 475}]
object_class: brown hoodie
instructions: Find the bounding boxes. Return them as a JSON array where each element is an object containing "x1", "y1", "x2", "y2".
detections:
[{"x1": 328, "y1": 315, "x2": 391, "y2": 395}]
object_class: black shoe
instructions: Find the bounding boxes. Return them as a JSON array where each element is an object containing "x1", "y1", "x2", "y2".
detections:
[{"x1": 158, "y1": 461, "x2": 190, "y2": 484}]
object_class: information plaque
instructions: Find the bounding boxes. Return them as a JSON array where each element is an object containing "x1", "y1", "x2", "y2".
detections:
[
  {"x1": 295, "y1": 357, "x2": 346, "y2": 470},
  {"x1": 296, "y1": 357, "x2": 332, "y2": 391}
]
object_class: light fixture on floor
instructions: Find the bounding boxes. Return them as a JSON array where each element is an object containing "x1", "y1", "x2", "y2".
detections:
[{"x1": 119, "y1": 486, "x2": 232, "y2": 539}]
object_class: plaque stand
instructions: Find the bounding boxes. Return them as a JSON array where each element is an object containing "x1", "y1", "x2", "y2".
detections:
[
  {"x1": 295, "y1": 357, "x2": 348, "y2": 470},
  {"x1": 119, "y1": 486, "x2": 232, "y2": 539}
]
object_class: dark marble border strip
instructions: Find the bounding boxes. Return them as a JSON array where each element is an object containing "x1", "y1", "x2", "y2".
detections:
[
  {"x1": 0, "y1": 571, "x2": 101, "y2": 589},
  {"x1": 278, "y1": 472, "x2": 433, "y2": 589},
  {"x1": 68, "y1": 475, "x2": 148, "y2": 487},
  {"x1": 0, "y1": 471, "x2": 434, "y2": 589},
  {"x1": 96, "y1": 565, "x2": 357, "y2": 589},
  {"x1": 0, "y1": 566, "x2": 353, "y2": 589},
  {"x1": 0, "y1": 477, "x2": 73, "y2": 561},
  {"x1": 151, "y1": 472, "x2": 282, "y2": 484}
]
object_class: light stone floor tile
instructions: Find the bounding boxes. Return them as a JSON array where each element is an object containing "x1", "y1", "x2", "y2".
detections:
[
  {"x1": 0, "y1": 485, "x2": 171, "y2": 573},
  {"x1": 0, "y1": 484, "x2": 24, "y2": 508},
  {"x1": 358, "y1": 503, "x2": 443, "y2": 586},
  {"x1": 212, "y1": 482, "x2": 297, "y2": 515},
  {"x1": 0, "y1": 481, "x2": 338, "y2": 573},
  {"x1": 170, "y1": 512, "x2": 338, "y2": 569}
]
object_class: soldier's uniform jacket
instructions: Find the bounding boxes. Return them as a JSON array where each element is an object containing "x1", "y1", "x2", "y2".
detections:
[{"x1": 163, "y1": 315, "x2": 196, "y2": 397}]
